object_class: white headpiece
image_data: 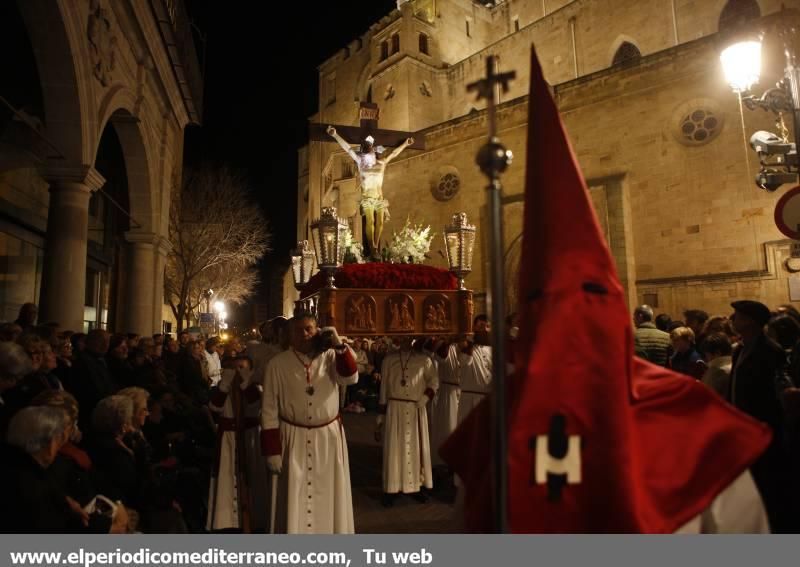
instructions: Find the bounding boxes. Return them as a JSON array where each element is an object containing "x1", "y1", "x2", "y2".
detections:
[{"x1": 365, "y1": 135, "x2": 375, "y2": 144}]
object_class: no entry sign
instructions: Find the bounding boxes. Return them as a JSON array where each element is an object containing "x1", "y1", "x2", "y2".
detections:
[{"x1": 774, "y1": 186, "x2": 800, "y2": 239}]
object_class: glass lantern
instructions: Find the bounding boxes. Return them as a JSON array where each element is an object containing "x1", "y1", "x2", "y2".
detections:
[
  {"x1": 443, "y1": 212, "x2": 476, "y2": 290},
  {"x1": 290, "y1": 240, "x2": 315, "y2": 291},
  {"x1": 310, "y1": 207, "x2": 347, "y2": 288}
]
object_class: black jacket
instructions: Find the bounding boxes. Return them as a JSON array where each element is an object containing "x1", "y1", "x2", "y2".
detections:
[
  {"x1": 71, "y1": 352, "x2": 118, "y2": 429},
  {"x1": 0, "y1": 444, "x2": 81, "y2": 533},
  {"x1": 730, "y1": 333, "x2": 792, "y2": 531},
  {"x1": 730, "y1": 333, "x2": 786, "y2": 432}
]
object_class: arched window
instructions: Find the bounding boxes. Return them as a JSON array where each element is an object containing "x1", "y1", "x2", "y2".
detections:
[
  {"x1": 612, "y1": 41, "x2": 641, "y2": 66},
  {"x1": 719, "y1": 0, "x2": 760, "y2": 31},
  {"x1": 419, "y1": 33, "x2": 429, "y2": 55},
  {"x1": 380, "y1": 40, "x2": 389, "y2": 61},
  {"x1": 391, "y1": 33, "x2": 400, "y2": 54}
]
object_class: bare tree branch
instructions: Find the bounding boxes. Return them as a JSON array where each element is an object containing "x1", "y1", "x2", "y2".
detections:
[{"x1": 165, "y1": 165, "x2": 271, "y2": 331}]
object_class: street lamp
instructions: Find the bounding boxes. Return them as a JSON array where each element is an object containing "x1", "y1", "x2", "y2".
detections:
[
  {"x1": 202, "y1": 289, "x2": 214, "y2": 314},
  {"x1": 720, "y1": 28, "x2": 800, "y2": 191},
  {"x1": 443, "y1": 212, "x2": 477, "y2": 290},
  {"x1": 290, "y1": 240, "x2": 316, "y2": 291},
  {"x1": 310, "y1": 207, "x2": 347, "y2": 288}
]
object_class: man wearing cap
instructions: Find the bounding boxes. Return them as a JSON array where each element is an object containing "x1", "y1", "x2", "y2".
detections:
[
  {"x1": 730, "y1": 299, "x2": 792, "y2": 532},
  {"x1": 326, "y1": 126, "x2": 414, "y2": 252}
]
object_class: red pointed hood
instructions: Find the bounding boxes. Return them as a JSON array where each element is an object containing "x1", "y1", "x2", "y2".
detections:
[{"x1": 441, "y1": 47, "x2": 770, "y2": 533}]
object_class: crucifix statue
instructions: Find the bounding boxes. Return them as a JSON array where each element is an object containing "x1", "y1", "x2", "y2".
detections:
[{"x1": 310, "y1": 102, "x2": 424, "y2": 255}]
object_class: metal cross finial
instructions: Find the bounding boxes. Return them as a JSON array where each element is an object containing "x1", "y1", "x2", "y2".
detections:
[{"x1": 469, "y1": 53, "x2": 516, "y2": 534}]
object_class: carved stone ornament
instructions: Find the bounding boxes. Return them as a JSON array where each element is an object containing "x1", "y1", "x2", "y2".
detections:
[
  {"x1": 419, "y1": 81, "x2": 433, "y2": 97},
  {"x1": 423, "y1": 294, "x2": 451, "y2": 331},
  {"x1": 386, "y1": 294, "x2": 415, "y2": 331},
  {"x1": 345, "y1": 294, "x2": 377, "y2": 332},
  {"x1": 88, "y1": 0, "x2": 118, "y2": 87}
]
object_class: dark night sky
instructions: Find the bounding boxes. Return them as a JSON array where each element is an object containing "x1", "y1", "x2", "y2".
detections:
[{"x1": 184, "y1": 1, "x2": 397, "y2": 314}]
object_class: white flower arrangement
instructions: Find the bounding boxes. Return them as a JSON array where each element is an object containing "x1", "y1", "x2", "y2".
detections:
[
  {"x1": 341, "y1": 225, "x2": 365, "y2": 264},
  {"x1": 387, "y1": 218, "x2": 435, "y2": 264}
]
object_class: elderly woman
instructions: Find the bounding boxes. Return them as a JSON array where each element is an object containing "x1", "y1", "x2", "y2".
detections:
[
  {"x1": 116, "y1": 386, "x2": 154, "y2": 468},
  {"x1": 105, "y1": 389, "x2": 194, "y2": 533},
  {"x1": 178, "y1": 339, "x2": 210, "y2": 405},
  {"x1": 3, "y1": 335, "x2": 60, "y2": 416},
  {"x1": 0, "y1": 342, "x2": 33, "y2": 432},
  {"x1": 0, "y1": 406, "x2": 124, "y2": 532},
  {"x1": 32, "y1": 390, "x2": 128, "y2": 533},
  {"x1": 669, "y1": 326, "x2": 706, "y2": 379},
  {"x1": 89, "y1": 395, "x2": 140, "y2": 508}
]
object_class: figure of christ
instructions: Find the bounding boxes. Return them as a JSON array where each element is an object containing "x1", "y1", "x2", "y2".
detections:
[{"x1": 327, "y1": 126, "x2": 414, "y2": 253}]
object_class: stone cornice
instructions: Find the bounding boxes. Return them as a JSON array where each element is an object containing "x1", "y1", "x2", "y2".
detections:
[
  {"x1": 125, "y1": 230, "x2": 158, "y2": 246},
  {"x1": 40, "y1": 164, "x2": 106, "y2": 191}
]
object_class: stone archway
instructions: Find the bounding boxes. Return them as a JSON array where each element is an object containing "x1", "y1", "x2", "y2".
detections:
[
  {"x1": 16, "y1": 0, "x2": 90, "y2": 163},
  {"x1": 93, "y1": 103, "x2": 159, "y2": 335}
]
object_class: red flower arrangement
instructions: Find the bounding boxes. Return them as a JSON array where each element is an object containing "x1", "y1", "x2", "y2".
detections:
[{"x1": 301, "y1": 263, "x2": 458, "y2": 298}]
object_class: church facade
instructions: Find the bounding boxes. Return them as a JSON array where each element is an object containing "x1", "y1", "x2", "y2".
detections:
[
  {"x1": 293, "y1": 0, "x2": 800, "y2": 319},
  {"x1": 1, "y1": 0, "x2": 202, "y2": 334}
]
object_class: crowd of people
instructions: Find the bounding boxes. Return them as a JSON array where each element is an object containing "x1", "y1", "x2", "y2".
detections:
[
  {"x1": 2, "y1": 295, "x2": 800, "y2": 533},
  {"x1": 0, "y1": 302, "x2": 282, "y2": 533},
  {"x1": 633, "y1": 300, "x2": 800, "y2": 532}
]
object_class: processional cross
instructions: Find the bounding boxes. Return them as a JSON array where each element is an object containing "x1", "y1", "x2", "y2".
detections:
[
  {"x1": 309, "y1": 102, "x2": 425, "y2": 255},
  {"x1": 468, "y1": 55, "x2": 515, "y2": 533}
]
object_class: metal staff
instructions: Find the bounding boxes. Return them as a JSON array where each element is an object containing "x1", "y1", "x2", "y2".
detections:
[{"x1": 467, "y1": 55, "x2": 515, "y2": 534}]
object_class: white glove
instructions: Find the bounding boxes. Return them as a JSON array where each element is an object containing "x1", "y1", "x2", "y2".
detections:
[
  {"x1": 267, "y1": 455, "x2": 282, "y2": 474},
  {"x1": 376, "y1": 415, "x2": 384, "y2": 427},
  {"x1": 321, "y1": 326, "x2": 343, "y2": 347},
  {"x1": 219, "y1": 369, "x2": 235, "y2": 393},
  {"x1": 417, "y1": 395, "x2": 430, "y2": 408}
]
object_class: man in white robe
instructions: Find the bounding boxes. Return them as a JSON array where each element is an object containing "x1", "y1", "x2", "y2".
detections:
[
  {"x1": 260, "y1": 314, "x2": 358, "y2": 534},
  {"x1": 376, "y1": 338, "x2": 438, "y2": 507},
  {"x1": 203, "y1": 337, "x2": 223, "y2": 387},
  {"x1": 206, "y1": 357, "x2": 262, "y2": 531},
  {"x1": 457, "y1": 315, "x2": 492, "y2": 426}
]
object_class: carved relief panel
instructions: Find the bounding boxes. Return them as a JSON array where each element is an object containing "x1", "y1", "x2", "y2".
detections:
[
  {"x1": 386, "y1": 294, "x2": 415, "y2": 332},
  {"x1": 345, "y1": 293, "x2": 377, "y2": 333},
  {"x1": 423, "y1": 294, "x2": 451, "y2": 332}
]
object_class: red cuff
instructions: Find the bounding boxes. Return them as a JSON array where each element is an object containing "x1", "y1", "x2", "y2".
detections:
[
  {"x1": 335, "y1": 348, "x2": 357, "y2": 376},
  {"x1": 378, "y1": 404, "x2": 387, "y2": 415},
  {"x1": 260, "y1": 428, "x2": 281, "y2": 456},
  {"x1": 209, "y1": 388, "x2": 228, "y2": 407},
  {"x1": 436, "y1": 343, "x2": 449, "y2": 359},
  {"x1": 244, "y1": 383, "x2": 261, "y2": 404},
  {"x1": 424, "y1": 388, "x2": 435, "y2": 400}
]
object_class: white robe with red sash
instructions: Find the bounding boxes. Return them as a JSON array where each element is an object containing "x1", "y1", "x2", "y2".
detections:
[
  {"x1": 261, "y1": 347, "x2": 358, "y2": 534},
  {"x1": 206, "y1": 369, "x2": 262, "y2": 531},
  {"x1": 380, "y1": 351, "x2": 438, "y2": 494}
]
